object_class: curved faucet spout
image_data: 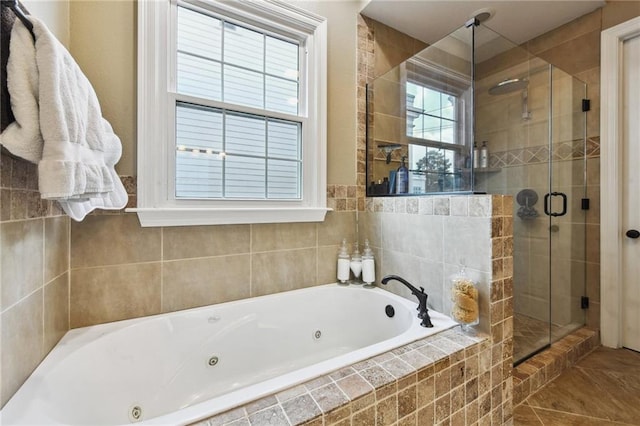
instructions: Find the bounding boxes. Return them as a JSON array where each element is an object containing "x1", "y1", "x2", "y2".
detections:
[{"x1": 381, "y1": 275, "x2": 433, "y2": 328}]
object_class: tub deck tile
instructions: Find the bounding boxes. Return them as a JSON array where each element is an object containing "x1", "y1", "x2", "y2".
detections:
[
  {"x1": 380, "y1": 357, "x2": 415, "y2": 379},
  {"x1": 359, "y1": 364, "x2": 396, "y2": 389},
  {"x1": 276, "y1": 385, "x2": 308, "y2": 403},
  {"x1": 248, "y1": 405, "x2": 290, "y2": 426},
  {"x1": 206, "y1": 406, "x2": 247, "y2": 426},
  {"x1": 398, "y1": 349, "x2": 432, "y2": 370},
  {"x1": 328, "y1": 366, "x2": 356, "y2": 381},
  {"x1": 245, "y1": 396, "x2": 278, "y2": 415},
  {"x1": 310, "y1": 383, "x2": 350, "y2": 413},
  {"x1": 304, "y1": 375, "x2": 332, "y2": 391},
  {"x1": 336, "y1": 373, "x2": 373, "y2": 400},
  {"x1": 281, "y1": 394, "x2": 321, "y2": 425}
]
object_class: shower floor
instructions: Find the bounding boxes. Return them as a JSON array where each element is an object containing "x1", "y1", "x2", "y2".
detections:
[{"x1": 513, "y1": 313, "x2": 583, "y2": 363}]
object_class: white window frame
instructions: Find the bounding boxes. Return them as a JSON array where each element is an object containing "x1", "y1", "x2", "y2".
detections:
[{"x1": 132, "y1": 0, "x2": 328, "y2": 226}]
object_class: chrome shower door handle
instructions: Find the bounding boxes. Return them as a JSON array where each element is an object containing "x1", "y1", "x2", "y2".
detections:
[{"x1": 544, "y1": 192, "x2": 568, "y2": 217}]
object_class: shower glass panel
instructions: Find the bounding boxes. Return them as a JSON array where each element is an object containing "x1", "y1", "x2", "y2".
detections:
[
  {"x1": 472, "y1": 24, "x2": 587, "y2": 363},
  {"x1": 366, "y1": 26, "x2": 473, "y2": 196}
]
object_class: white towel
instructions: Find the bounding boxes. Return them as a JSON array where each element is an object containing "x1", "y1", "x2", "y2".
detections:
[{"x1": 0, "y1": 17, "x2": 127, "y2": 221}]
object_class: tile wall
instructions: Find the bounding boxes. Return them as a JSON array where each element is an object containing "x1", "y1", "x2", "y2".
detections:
[
  {"x1": 0, "y1": 152, "x2": 70, "y2": 407},
  {"x1": 359, "y1": 195, "x2": 498, "y2": 335},
  {"x1": 68, "y1": 211, "x2": 356, "y2": 328}
]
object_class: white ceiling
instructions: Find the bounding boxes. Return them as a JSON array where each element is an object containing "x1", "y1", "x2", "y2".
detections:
[{"x1": 361, "y1": 1, "x2": 605, "y2": 49}]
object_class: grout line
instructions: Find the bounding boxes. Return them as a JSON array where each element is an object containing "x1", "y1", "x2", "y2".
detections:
[
  {"x1": 41, "y1": 218, "x2": 46, "y2": 354},
  {"x1": 531, "y1": 406, "x2": 630, "y2": 425},
  {"x1": 1, "y1": 285, "x2": 42, "y2": 316},
  {"x1": 249, "y1": 224, "x2": 253, "y2": 297},
  {"x1": 160, "y1": 227, "x2": 164, "y2": 312},
  {"x1": 67, "y1": 216, "x2": 71, "y2": 330}
]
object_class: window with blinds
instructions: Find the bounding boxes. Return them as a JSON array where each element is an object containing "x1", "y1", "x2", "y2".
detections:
[{"x1": 175, "y1": 5, "x2": 302, "y2": 200}]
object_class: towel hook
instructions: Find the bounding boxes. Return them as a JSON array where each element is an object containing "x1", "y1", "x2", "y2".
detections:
[{"x1": 1, "y1": 0, "x2": 35, "y2": 42}]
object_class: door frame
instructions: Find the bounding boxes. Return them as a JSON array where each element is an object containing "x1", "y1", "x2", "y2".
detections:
[{"x1": 601, "y1": 15, "x2": 640, "y2": 348}]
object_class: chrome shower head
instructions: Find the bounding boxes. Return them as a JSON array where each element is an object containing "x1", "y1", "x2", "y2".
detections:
[{"x1": 488, "y1": 78, "x2": 529, "y2": 95}]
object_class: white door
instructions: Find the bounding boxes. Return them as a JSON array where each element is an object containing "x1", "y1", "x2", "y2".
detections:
[{"x1": 622, "y1": 34, "x2": 640, "y2": 352}]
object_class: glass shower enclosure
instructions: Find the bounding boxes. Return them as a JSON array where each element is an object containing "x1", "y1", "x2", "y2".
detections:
[
  {"x1": 366, "y1": 20, "x2": 588, "y2": 364},
  {"x1": 472, "y1": 24, "x2": 587, "y2": 363}
]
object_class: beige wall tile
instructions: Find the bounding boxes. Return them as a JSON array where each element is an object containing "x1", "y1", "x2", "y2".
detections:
[
  {"x1": 162, "y1": 255, "x2": 250, "y2": 312},
  {"x1": 535, "y1": 30, "x2": 600, "y2": 77},
  {"x1": 44, "y1": 273, "x2": 69, "y2": 354},
  {"x1": 251, "y1": 248, "x2": 317, "y2": 296},
  {"x1": 1, "y1": 290, "x2": 43, "y2": 408},
  {"x1": 252, "y1": 223, "x2": 317, "y2": 252},
  {"x1": 163, "y1": 225, "x2": 250, "y2": 260},
  {"x1": 318, "y1": 245, "x2": 339, "y2": 285},
  {"x1": 45, "y1": 216, "x2": 69, "y2": 283},
  {"x1": 70, "y1": 214, "x2": 161, "y2": 268},
  {"x1": 70, "y1": 263, "x2": 161, "y2": 328},
  {"x1": 526, "y1": 9, "x2": 601, "y2": 55},
  {"x1": 1, "y1": 219, "x2": 44, "y2": 310},
  {"x1": 318, "y1": 211, "x2": 356, "y2": 247}
]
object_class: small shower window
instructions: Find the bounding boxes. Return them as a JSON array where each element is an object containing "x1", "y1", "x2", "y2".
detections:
[
  {"x1": 406, "y1": 82, "x2": 458, "y2": 144},
  {"x1": 405, "y1": 78, "x2": 463, "y2": 193}
]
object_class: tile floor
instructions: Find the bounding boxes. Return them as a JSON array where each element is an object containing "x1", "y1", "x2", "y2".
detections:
[{"x1": 514, "y1": 346, "x2": 640, "y2": 425}]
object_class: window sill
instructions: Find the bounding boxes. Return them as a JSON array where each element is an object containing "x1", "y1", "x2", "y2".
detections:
[{"x1": 126, "y1": 207, "x2": 331, "y2": 227}]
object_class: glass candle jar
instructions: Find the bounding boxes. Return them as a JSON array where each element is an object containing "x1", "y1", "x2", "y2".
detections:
[{"x1": 450, "y1": 271, "x2": 479, "y2": 333}]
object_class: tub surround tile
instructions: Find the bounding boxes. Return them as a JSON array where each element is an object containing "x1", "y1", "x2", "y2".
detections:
[
  {"x1": 1, "y1": 290, "x2": 43, "y2": 407},
  {"x1": 276, "y1": 385, "x2": 308, "y2": 403},
  {"x1": 317, "y1": 245, "x2": 339, "y2": 285},
  {"x1": 282, "y1": 394, "x2": 322, "y2": 424},
  {"x1": 70, "y1": 263, "x2": 162, "y2": 328},
  {"x1": 336, "y1": 373, "x2": 373, "y2": 400},
  {"x1": 248, "y1": 405, "x2": 289, "y2": 425},
  {"x1": 70, "y1": 214, "x2": 161, "y2": 268},
  {"x1": 251, "y1": 248, "x2": 317, "y2": 297},
  {"x1": 161, "y1": 255, "x2": 250, "y2": 312},
  {"x1": 1, "y1": 219, "x2": 44, "y2": 311},
  {"x1": 44, "y1": 273, "x2": 69, "y2": 354},
  {"x1": 310, "y1": 383, "x2": 350, "y2": 413},
  {"x1": 317, "y1": 211, "x2": 356, "y2": 246},
  {"x1": 163, "y1": 225, "x2": 250, "y2": 260},
  {"x1": 252, "y1": 222, "x2": 317, "y2": 252},
  {"x1": 44, "y1": 216, "x2": 69, "y2": 283}
]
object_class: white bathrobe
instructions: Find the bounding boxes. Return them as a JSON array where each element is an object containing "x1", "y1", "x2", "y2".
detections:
[{"x1": 0, "y1": 16, "x2": 127, "y2": 221}]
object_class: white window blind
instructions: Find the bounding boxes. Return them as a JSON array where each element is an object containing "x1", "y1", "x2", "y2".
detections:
[{"x1": 175, "y1": 4, "x2": 301, "y2": 200}]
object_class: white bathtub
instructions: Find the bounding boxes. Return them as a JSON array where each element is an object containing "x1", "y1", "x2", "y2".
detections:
[{"x1": 1, "y1": 283, "x2": 457, "y2": 426}]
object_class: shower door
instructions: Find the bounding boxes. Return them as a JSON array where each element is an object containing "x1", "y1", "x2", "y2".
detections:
[
  {"x1": 473, "y1": 23, "x2": 587, "y2": 363},
  {"x1": 548, "y1": 67, "x2": 587, "y2": 345}
]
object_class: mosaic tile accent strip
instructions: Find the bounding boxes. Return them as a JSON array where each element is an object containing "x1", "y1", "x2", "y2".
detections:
[
  {"x1": 327, "y1": 184, "x2": 359, "y2": 212},
  {"x1": 488, "y1": 137, "x2": 600, "y2": 169},
  {"x1": 513, "y1": 327, "x2": 599, "y2": 407},
  {"x1": 191, "y1": 329, "x2": 490, "y2": 426}
]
